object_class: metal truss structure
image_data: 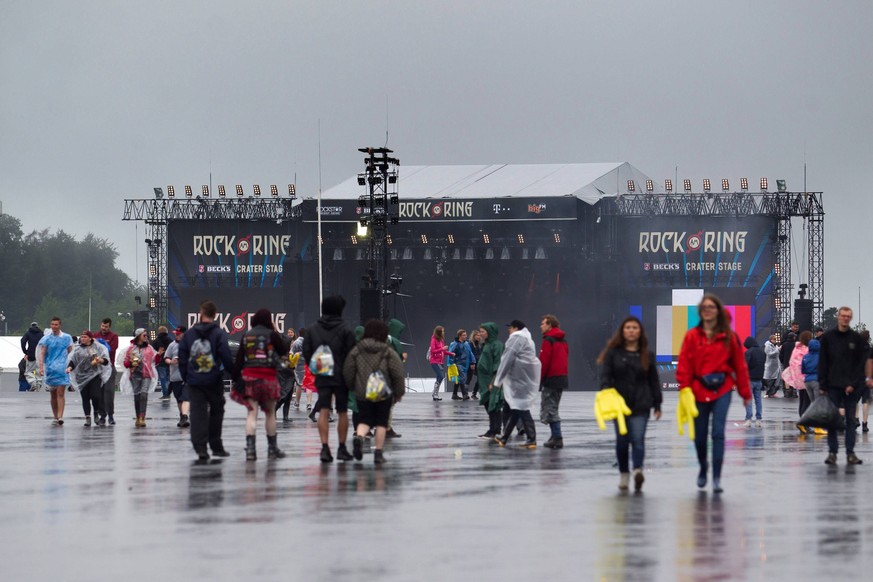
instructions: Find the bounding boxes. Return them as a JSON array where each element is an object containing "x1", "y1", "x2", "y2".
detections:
[
  {"x1": 122, "y1": 197, "x2": 301, "y2": 337},
  {"x1": 599, "y1": 191, "x2": 825, "y2": 332}
]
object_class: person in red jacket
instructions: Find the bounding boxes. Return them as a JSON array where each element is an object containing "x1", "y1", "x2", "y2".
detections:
[
  {"x1": 676, "y1": 294, "x2": 751, "y2": 493},
  {"x1": 539, "y1": 314, "x2": 569, "y2": 448}
]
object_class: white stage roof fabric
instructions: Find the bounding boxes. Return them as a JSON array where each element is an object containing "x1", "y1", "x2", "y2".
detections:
[{"x1": 319, "y1": 162, "x2": 656, "y2": 205}]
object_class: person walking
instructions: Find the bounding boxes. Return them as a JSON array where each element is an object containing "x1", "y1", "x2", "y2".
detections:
[
  {"x1": 37, "y1": 317, "x2": 74, "y2": 425},
  {"x1": 94, "y1": 318, "x2": 120, "y2": 425},
  {"x1": 178, "y1": 300, "x2": 236, "y2": 461},
  {"x1": 449, "y1": 329, "x2": 475, "y2": 400},
  {"x1": 302, "y1": 295, "x2": 357, "y2": 463},
  {"x1": 66, "y1": 330, "x2": 111, "y2": 426},
  {"x1": 428, "y1": 326, "x2": 453, "y2": 401},
  {"x1": 493, "y1": 320, "x2": 540, "y2": 449},
  {"x1": 779, "y1": 332, "x2": 798, "y2": 397},
  {"x1": 784, "y1": 331, "x2": 812, "y2": 430},
  {"x1": 164, "y1": 326, "x2": 191, "y2": 428},
  {"x1": 818, "y1": 306, "x2": 866, "y2": 465},
  {"x1": 120, "y1": 329, "x2": 158, "y2": 427},
  {"x1": 476, "y1": 322, "x2": 504, "y2": 439},
  {"x1": 152, "y1": 325, "x2": 173, "y2": 400},
  {"x1": 344, "y1": 319, "x2": 406, "y2": 464},
  {"x1": 802, "y1": 338, "x2": 822, "y2": 434},
  {"x1": 743, "y1": 336, "x2": 766, "y2": 428},
  {"x1": 676, "y1": 294, "x2": 752, "y2": 493},
  {"x1": 469, "y1": 330, "x2": 483, "y2": 400},
  {"x1": 231, "y1": 308, "x2": 290, "y2": 461},
  {"x1": 597, "y1": 316, "x2": 662, "y2": 491},
  {"x1": 539, "y1": 314, "x2": 569, "y2": 449},
  {"x1": 20, "y1": 321, "x2": 43, "y2": 390},
  {"x1": 763, "y1": 334, "x2": 781, "y2": 398}
]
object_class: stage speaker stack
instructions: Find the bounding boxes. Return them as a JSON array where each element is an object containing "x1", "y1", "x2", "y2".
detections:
[
  {"x1": 360, "y1": 288, "x2": 380, "y2": 324},
  {"x1": 794, "y1": 299, "x2": 813, "y2": 332}
]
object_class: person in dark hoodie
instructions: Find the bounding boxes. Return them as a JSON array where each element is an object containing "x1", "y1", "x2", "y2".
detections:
[
  {"x1": 476, "y1": 322, "x2": 504, "y2": 439},
  {"x1": 779, "y1": 332, "x2": 798, "y2": 398},
  {"x1": 385, "y1": 318, "x2": 408, "y2": 438},
  {"x1": 231, "y1": 308, "x2": 290, "y2": 461},
  {"x1": 303, "y1": 295, "x2": 357, "y2": 463},
  {"x1": 801, "y1": 338, "x2": 823, "y2": 434},
  {"x1": 597, "y1": 316, "x2": 662, "y2": 492},
  {"x1": 449, "y1": 329, "x2": 476, "y2": 400},
  {"x1": 20, "y1": 321, "x2": 43, "y2": 390},
  {"x1": 469, "y1": 329, "x2": 484, "y2": 400},
  {"x1": 152, "y1": 326, "x2": 173, "y2": 400},
  {"x1": 178, "y1": 300, "x2": 236, "y2": 461},
  {"x1": 743, "y1": 336, "x2": 766, "y2": 428},
  {"x1": 539, "y1": 314, "x2": 569, "y2": 448}
]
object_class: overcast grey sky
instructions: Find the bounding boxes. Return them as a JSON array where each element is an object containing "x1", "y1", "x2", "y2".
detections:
[{"x1": 2, "y1": 1, "x2": 871, "y2": 317}]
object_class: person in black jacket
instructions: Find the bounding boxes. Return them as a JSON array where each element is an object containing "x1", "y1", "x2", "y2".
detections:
[
  {"x1": 152, "y1": 326, "x2": 173, "y2": 400},
  {"x1": 779, "y1": 333, "x2": 798, "y2": 397},
  {"x1": 302, "y1": 295, "x2": 356, "y2": 463},
  {"x1": 743, "y1": 336, "x2": 766, "y2": 427},
  {"x1": 597, "y1": 316, "x2": 662, "y2": 492},
  {"x1": 818, "y1": 307, "x2": 866, "y2": 465},
  {"x1": 20, "y1": 322, "x2": 43, "y2": 389}
]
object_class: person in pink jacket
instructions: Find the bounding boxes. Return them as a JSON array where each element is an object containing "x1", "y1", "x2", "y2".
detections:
[
  {"x1": 783, "y1": 330, "x2": 812, "y2": 429},
  {"x1": 429, "y1": 325, "x2": 454, "y2": 401}
]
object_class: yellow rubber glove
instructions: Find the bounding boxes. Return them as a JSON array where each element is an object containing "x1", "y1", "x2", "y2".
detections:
[
  {"x1": 289, "y1": 353, "x2": 300, "y2": 367},
  {"x1": 676, "y1": 387, "x2": 699, "y2": 440},
  {"x1": 594, "y1": 388, "x2": 633, "y2": 435}
]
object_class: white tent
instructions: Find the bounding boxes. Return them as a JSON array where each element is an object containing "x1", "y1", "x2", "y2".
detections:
[
  {"x1": 319, "y1": 162, "x2": 656, "y2": 203},
  {"x1": 0, "y1": 335, "x2": 133, "y2": 372}
]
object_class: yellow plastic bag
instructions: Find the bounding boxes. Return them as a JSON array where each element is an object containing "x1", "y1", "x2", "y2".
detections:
[
  {"x1": 677, "y1": 387, "x2": 699, "y2": 440},
  {"x1": 594, "y1": 388, "x2": 633, "y2": 435},
  {"x1": 288, "y1": 352, "x2": 300, "y2": 367},
  {"x1": 447, "y1": 363, "x2": 459, "y2": 384}
]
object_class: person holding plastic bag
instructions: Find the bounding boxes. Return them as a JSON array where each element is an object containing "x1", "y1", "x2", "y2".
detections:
[
  {"x1": 428, "y1": 325, "x2": 454, "y2": 401},
  {"x1": 344, "y1": 319, "x2": 406, "y2": 464},
  {"x1": 783, "y1": 331, "x2": 812, "y2": 431},
  {"x1": 449, "y1": 329, "x2": 476, "y2": 400},
  {"x1": 676, "y1": 294, "x2": 751, "y2": 493},
  {"x1": 66, "y1": 330, "x2": 112, "y2": 426},
  {"x1": 119, "y1": 328, "x2": 158, "y2": 427},
  {"x1": 597, "y1": 316, "x2": 662, "y2": 491},
  {"x1": 493, "y1": 320, "x2": 541, "y2": 449}
]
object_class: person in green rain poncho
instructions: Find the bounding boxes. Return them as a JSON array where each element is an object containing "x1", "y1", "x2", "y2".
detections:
[{"x1": 476, "y1": 322, "x2": 504, "y2": 439}]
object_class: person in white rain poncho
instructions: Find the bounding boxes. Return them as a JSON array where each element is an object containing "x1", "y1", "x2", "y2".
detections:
[
  {"x1": 66, "y1": 330, "x2": 112, "y2": 427},
  {"x1": 494, "y1": 320, "x2": 541, "y2": 449},
  {"x1": 118, "y1": 328, "x2": 159, "y2": 427}
]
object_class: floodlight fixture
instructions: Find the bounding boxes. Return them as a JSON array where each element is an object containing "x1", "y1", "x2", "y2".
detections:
[
  {"x1": 740, "y1": 178, "x2": 748, "y2": 191},
  {"x1": 760, "y1": 177, "x2": 768, "y2": 191},
  {"x1": 645, "y1": 179, "x2": 654, "y2": 192},
  {"x1": 149, "y1": 297, "x2": 156, "y2": 308},
  {"x1": 420, "y1": 234, "x2": 428, "y2": 244},
  {"x1": 185, "y1": 185, "x2": 193, "y2": 198},
  {"x1": 357, "y1": 222, "x2": 368, "y2": 237},
  {"x1": 270, "y1": 185, "x2": 279, "y2": 197},
  {"x1": 627, "y1": 180, "x2": 636, "y2": 193},
  {"x1": 665, "y1": 179, "x2": 673, "y2": 192},
  {"x1": 253, "y1": 184, "x2": 261, "y2": 197},
  {"x1": 288, "y1": 184, "x2": 296, "y2": 197},
  {"x1": 218, "y1": 185, "x2": 226, "y2": 198},
  {"x1": 167, "y1": 185, "x2": 175, "y2": 198},
  {"x1": 447, "y1": 234, "x2": 455, "y2": 244},
  {"x1": 517, "y1": 234, "x2": 525, "y2": 244},
  {"x1": 235, "y1": 185, "x2": 244, "y2": 197},
  {"x1": 482, "y1": 233, "x2": 490, "y2": 244},
  {"x1": 722, "y1": 179, "x2": 730, "y2": 192},
  {"x1": 153, "y1": 187, "x2": 164, "y2": 199},
  {"x1": 357, "y1": 174, "x2": 366, "y2": 186},
  {"x1": 386, "y1": 234, "x2": 392, "y2": 245},
  {"x1": 202, "y1": 185, "x2": 209, "y2": 197},
  {"x1": 149, "y1": 265, "x2": 157, "y2": 278},
  {"x1": 350, "y1": 235, "x2": 358, "y2": 245},
  {"x1": 776, "y1": 179, "x2": 787, "y2": 192},
  {"x1": 703, "y1": 179, "x2": 711, "y2": 192},
  {"x1": 553, "y1": 233, "x2": 561, "y2": 244},
  {"x1": 683, "y1": 179, "x2": 692, "y2": 192}
]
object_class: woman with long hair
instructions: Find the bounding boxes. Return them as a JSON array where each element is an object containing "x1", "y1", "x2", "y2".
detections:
[
  {"x1": 597, "y1": 316, "x2": 662, "y2": 491},
  {"x1": 120, "y1": 328, "x2": 158, "y2": 427},
  {"x1": 428, "y1": 325, "x2": 454, "y2": 401},
  {"x1": 676, "y1": 294, "x2": 752, "y2": 493}
]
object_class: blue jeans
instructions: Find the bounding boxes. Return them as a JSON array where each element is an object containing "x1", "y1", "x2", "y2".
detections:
[
  {"x1": 431, "y1": 363, "x2": 445, "y2": 394},
  {"x1": 744, "y1": 380, "x2": 763, "y2": 420},
  {"x1": 157, "y1": 366, "x2": 170, "y2": 398},
  {"x1": 694, "y1": 391, "x2": 732, "y2": 480},
  {"x1": 615, "y1": 414, "x2": 649, "y2": 473}
]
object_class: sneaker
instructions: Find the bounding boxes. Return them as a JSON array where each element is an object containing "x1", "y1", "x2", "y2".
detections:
[
  {"x1": 352, "y1": 436, "x2": 364, "y2": 461},
  {"x1": 697, "y1": 464, "x2": 708, "y2": 488},
  {"x1": 57, "y1": 418, "x2": 64, "y2": 426},
  {"x1": 432, "y1": 396, "x2": 443, "y2": 401},
  {"x1": 195, "y1": 448, "x2": 210, "y2": 461},
  {"x1": 211, "y1": 447, "x2": 230, "y2": 458},
  {"x1": 385, "y1": 428, "x2": 401, "y2": 439},
  {"x1": 713, "y1": 479, "x2": 723, "y2": 494},
  {"x1": 52, "y1": 418, "x2": 59, "y2": 426},
  {"x1": 336, "y1": 444, "x2": 353, "y2": 462},
  {"x1": 544, "y1": 437, "x2": 563, "y2": 449},
  {"x1": 108, "y1": 415, "x2": 115, "y2": 425},
  {"x1": 755, "y1": 420, "x2": 763, "y2": 429},
  {"x1": 472, "y1": 394, "x2": 479, "y2": 400},
  {"x1": 847, "y1": 453, "x2": 863, "y2": 465},
  {"x1": 519, "y1": 440, "x2": 537, "y2": 449},
  {"x1": 320, "y1": 444, "x2": 333, "y2": 463},
  {"x1": 797, "y1": 424, "x2": 808, "y2": 434},
  {"x1": 293, "y1": 401, "x2": 300, "y2": 409},
  {"x1": 743, "y1": 419, "x2": 752, "y2": 428},
  {"x1": 180, "y1": 415, "x2": 190, "y2": 428},
  {"x1": 462, "y1": 395, "x2": 470, "y2": 401},
  {"x1": 97, "y1": 415, "x2": 106, "y2": 426},
  {"x1": 618, "y1": 473, "x2": 630, "y2": 491},
  {"x1": 494, "y1": 435, "x2": 508, "y2": 447},
  {"x1": 306, "y1": 404, "x2": 312, "y2": 411},
  {"x1": 824, "y1": 453, "x2": 837, "y2": 465},
  {"x1": 633, "y1": 469, "x2": 645, "y2": 492},
  {"x1": 308, "y1": 410, "x2": 317, "y2": 423},
  {"x1": 84, "y1": 417, "x2": 92, "y2": 427},
  {"x1": 814, "y1": 427, "x2": 828, "y2": 435},
  {"x1": 374, "y1": 449, "x2": 386, "y2": 465},
  {"x1": 451, "y1": 395, "x2": 462, "y2": 400},
  {"x1": 478, "y1": 432, "x2": 495, "y2": 440}
]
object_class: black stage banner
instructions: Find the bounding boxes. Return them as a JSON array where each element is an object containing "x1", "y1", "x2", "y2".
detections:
[{"x1": 301, "y1": 197, "x2": 578, "y2": 222}]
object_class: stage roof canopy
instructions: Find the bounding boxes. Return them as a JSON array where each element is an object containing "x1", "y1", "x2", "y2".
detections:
[{"x1": 319, "y1": 163, "x2": 656, "y2": 205}]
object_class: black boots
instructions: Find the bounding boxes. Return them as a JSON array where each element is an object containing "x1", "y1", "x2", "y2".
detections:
[
  {"x1": 246, "y1": 435, "x2": 257, "y2": 461},
  {"x1": 267, "y1": 434, "x2": 286, "y2": 459},
  {"x1": 374, "y1": 449, "x2": 385, "y2": 464},
  {"x1": 520, "y1": 415, "x2": 536, "y2": 448}
]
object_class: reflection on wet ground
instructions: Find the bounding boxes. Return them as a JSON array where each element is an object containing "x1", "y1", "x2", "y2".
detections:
[{"x1": 2, "y1": 391, "x2": 872, "y2": 579}]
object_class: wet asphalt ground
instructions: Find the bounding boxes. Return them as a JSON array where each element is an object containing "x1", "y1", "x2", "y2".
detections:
[{"x1": 1, "y1": 388, "x2": 872, "y2": 581}]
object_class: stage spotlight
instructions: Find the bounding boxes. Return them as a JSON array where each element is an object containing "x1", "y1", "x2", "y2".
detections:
[
  {"x1": 270, "y1": 185, "x2": 279, "y2": 197},
  {"x1": 776, "y1": 179, "x2": 787, "y2": 192},
  {"x1": 288, "y1": 184, "x2": 296, "y2": 197},
  {"x1": 447, "y1": 234, "x2": 455, "y2": 244},
  {"x1": 218, "y1": 185, "x2": 226, "y2": 198},
  {"x1": 500, "y1": 248, "x2": 510, "y2": 260},
  {"x1": 483, "y1": 233, "x2": 490, "y2": 244},
  {"x1": 627, "y1": 180, "x2": 636, "y2": 193},
  {"x1": 760, "y1": 178, "x2": 768, "y2": 191},
  {"x1": 722, "y1": 179, "x2": 729, "y2": 192},
  {"x1": 535, "y1": 247, "x2": 547, "y2": 260},
  {"x1": 553, "y1": 233, "x2": 561, "y2": 244},
  {"x1": 386, "y1": 234, "x2": 393, "y2": 245},
  {"x1": 185, "y1": 185, "x2": 193, "y2": 198},
  {"x1": 357, "y1": 174, "x2": 366, "y2": 186},
  {"x1": 774, "y1": 263, "x2": 781, "y2": 276},
  {"x1": 485, "y1": 248, "x2": 494, "y2": 260},
  {"x1": 201, "y1": 185, "x2": 208, "y2": 197},
  {"x1": 421, "y1": 234, "x2": 428, "y2": 244},
  {"x1": 740, "y1": 178, "x2": 748, "y2": 191},
  {"x1": 253, "y1": 184, "x2": 261, "y2": 197},
  {"x1": 167, "y1": 185, "x2": 175, "y2": 198},
  {"x1": 235, "y1": 185, "x2": 244, "y2": 197},
  {"x1": 350, "y1": 235, "x2": 358, "y2": 245},
  {"x1": 517, "y1": 234, "x2": 525, "y2": 244},
  {"x1": 665, "y1": 179, "x2": 673, "y2": 192},
  {"x1": 645, "y1": 180, "x2": 654, "y2": 192},
  {"x1": 149, "y1": 264, "x2": 157, "y2": 278},
  {"x1": 703, "y1": 179, "x2": 711, "y2": 192},
  {"x1": 153, "y1": 187, "x2": 164, "y2": 199},
  {"x1": 774, "y1": 297, "x2": 781, "y2": 310},
  {"x1": 683, "y1": 179, "x2": 692, "y2": 192},
  {"x1": 149, "y1": 297, "x2": 156, "y2": 308},
  {"x1": 357, "y1": 222, "x2": 368, "y2": 237}
]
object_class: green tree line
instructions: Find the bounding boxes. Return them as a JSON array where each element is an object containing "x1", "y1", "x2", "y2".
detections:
[{"x1": 0, "y1": 212, "x2": 142, "y2": 336}]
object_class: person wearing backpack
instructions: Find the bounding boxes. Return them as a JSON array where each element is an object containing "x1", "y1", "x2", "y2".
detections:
[
  {"x1": 230, "y1": 308, "x2": 290, "y2": 461},
  {"x1": 302, "y1": 295, "x2": 357, "y2": 463},
  {"x1": 343, "y1": 319, "x2": 406, "y2": 464},
  {"x1": 178, "y1": 300, "x2": 235, "y2": 461}
]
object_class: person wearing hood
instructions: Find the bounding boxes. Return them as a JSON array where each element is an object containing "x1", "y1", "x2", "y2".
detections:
[
  {"x1": 449, "y1": 329, "x2": 476, "y2": 400},
  {"x1": 66, "y1": 330, "x2": 111, "y2": 426},
  {"x1": 763, "y1": 334, "x2": 781, "y2": 398},
  {"x1": 152, "y1": 326, "x2": 173, "y2": 400},
  {"x1": 779, "y1": 332, "x2": 798, "y2": 397},
  {"x1": 801, "y1": 337, "x2": 824, "y2": 434},
  {"x1": 476, "y1": 322, "x2": 504, "y2": 439},
  {"x1": 121, "y1": 328, "x2": 158, "y2": 427},
  {"x1": 291, "y1": 328, "x2": 311, "y2": 410},
  {"x1": 469, "y1": 330, "x2": 484, "y2": 400},
  {"x1": 303, "y1": 295, "x2": 357, "y2": 463},
  {"x1": 494, "y1": 320, "x2": 540, "y2": 449},
  {"x1": 20, "y1": 321, "x2": 43, "y2": 390},
  {"x1": 783, "y1": 331, "x2": 812, "y2": 431},
  {"x1": 344, "y1": 319, "x2": 406, "y2": 464},
  {"x1": 231, "y1": 308, "x2": 290, "y2": 461},
  {"x1": 539, "y1": 314, "x2": 569, "y2": 448},
  {"x1": 178, "y1": 300, "x2": 236, "y2": 461},
  {"x1": 742, "y1": 336, "x2": 766, "y2": 428}
]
